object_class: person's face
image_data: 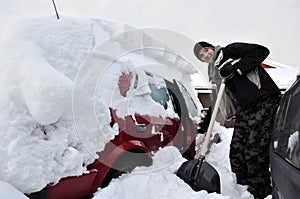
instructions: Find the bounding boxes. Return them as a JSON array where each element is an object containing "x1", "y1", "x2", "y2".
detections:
[{"x1": 198, "y1": 47, "x2": 214, "y2": 63}]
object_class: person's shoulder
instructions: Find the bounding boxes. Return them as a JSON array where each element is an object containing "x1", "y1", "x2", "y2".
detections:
[
  {"x1": 225, "y1": 42, "x2": 247, "y2": 48},
  {"x1": 226, "y1": 42, "x2": 267, "y2": 48},
  {"x1": 225, "y1": 42, "x2": 268, "y2": 51}
]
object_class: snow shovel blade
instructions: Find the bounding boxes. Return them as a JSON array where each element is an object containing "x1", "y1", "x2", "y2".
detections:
[
  {"x1": 176, "y1": 159, "x2": 221, "y2": 193},
  {"x1": 176, "y1": 80, "x2": 225, "y2": 194}
]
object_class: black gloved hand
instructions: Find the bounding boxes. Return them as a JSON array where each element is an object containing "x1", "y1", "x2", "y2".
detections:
[{"x1": 219, "y1": 63, "x2": 234, "y2": 79}]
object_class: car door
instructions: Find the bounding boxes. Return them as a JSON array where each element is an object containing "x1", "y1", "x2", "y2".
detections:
[{"x1": 271, "y1": 79, "x2": 300, "y2": 199}]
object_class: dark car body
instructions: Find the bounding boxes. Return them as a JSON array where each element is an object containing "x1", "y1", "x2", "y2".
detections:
[{"x1": 271, "y1": 77, "x2": 300, "y2": 199}]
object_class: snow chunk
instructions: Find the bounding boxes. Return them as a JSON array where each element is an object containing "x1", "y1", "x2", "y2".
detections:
[{"x1": 0, "y1": 181, "x2": 28, "y2": 199}]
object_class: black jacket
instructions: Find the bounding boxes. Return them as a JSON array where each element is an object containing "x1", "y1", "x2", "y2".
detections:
[{"x1": 213, "y1": 42, "x2": 280, "y2": 110}]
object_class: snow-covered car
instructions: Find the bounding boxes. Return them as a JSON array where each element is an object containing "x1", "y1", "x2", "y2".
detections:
[
  {"x1": 271, "y1": 76, "x2": 300, "y2": 199},
  {"x1": 28, "y1": 68, "x2": 201, "y2": 199},
  {"x1": 10, "y1": 17, "x2": 204, "y2": 199}
]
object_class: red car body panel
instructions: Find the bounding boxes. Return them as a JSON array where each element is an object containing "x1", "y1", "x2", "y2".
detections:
[{"x1": 28, "y1": 107, "x2": 197, "y2": 199}]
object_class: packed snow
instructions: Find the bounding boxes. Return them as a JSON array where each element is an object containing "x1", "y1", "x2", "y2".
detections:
[{"x1": 0, "y1": 16, "x2": 273, "y2": 199}]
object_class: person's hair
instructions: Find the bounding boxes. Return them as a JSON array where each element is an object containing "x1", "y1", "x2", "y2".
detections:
[{"x1": 194, "y1": 41, "x2": 214, "y2": 60}]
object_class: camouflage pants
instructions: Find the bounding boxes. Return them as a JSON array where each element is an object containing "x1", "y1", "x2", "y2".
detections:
[{"x1": 230, "y1": 96, "x2": 279, "y2": 199}]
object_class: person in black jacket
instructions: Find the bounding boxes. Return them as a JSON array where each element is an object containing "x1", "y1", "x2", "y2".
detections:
[{"x1": 194, "y1": 41, "x2": 281, "y2": 199}]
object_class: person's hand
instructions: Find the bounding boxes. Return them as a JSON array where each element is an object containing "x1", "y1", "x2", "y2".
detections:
[{"x1": 219, "y1": 63, "x2": 234, "y2": 79}]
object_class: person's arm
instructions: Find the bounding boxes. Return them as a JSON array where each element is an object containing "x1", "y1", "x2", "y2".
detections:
[{"x1": 224, "y1": 42, "x2": 270, "y2": 75}]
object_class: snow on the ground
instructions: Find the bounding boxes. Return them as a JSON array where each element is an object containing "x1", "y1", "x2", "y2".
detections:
[
  {"x1": 92, "y1": 123, "x2": 256, "y2": 199},
  {"x1": 0, "y1": 15, "x2": 268, "y2": 199},
  {"x1": 93, "y1": 145, "x2": 226, "y2": 199}
]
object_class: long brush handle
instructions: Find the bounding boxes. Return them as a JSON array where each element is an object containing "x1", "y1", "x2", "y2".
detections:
[{"x1": 200, "y1": 80, "x2": 226, "y2": 157}]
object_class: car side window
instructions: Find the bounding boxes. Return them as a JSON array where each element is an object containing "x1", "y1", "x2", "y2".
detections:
[{"x1": 273, "y1": 80, "x2": 300, "y2": 168}]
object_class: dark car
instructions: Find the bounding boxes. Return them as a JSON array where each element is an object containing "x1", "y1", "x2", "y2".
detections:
[{"x1": 271, "y1": 77, "x2": 300, "y2": 199}]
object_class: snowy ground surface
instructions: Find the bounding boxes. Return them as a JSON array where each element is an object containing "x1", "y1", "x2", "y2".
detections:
[{"x1": 0, "y1": 16, "x2": 274, "y2": 199}]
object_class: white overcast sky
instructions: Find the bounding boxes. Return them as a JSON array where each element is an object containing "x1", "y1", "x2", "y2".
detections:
[{"x1": 1, "y1": 0, "x2": 299, "y2": 67}]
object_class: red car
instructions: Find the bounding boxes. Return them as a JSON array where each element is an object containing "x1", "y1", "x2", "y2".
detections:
[{"x1": 28, "y1": 67, "x2": 201, "y2": 199}]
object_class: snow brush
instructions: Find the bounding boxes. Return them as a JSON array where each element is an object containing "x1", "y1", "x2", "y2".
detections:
[{"x1": 176, "y1": 80, "x2": 226, "y2": 193}]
